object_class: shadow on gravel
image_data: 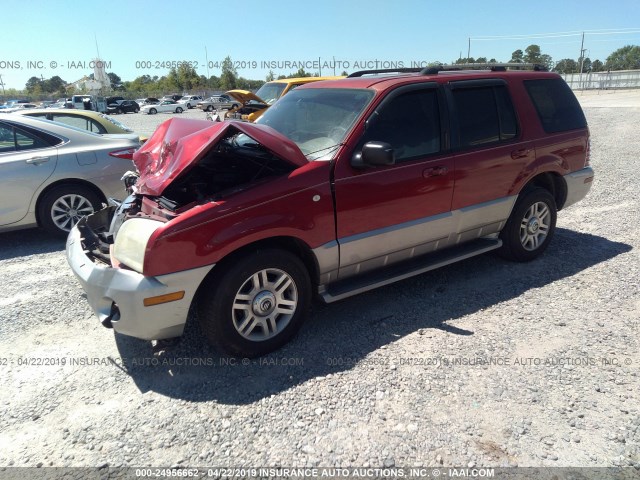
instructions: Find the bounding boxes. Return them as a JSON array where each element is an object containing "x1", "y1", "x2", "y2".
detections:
[
  {"x1": 114, "y1": 228, "x2": 632, "y2": 404},
  {"x1": 0, "y1": 228, "x2": 64, "y2": 260}
]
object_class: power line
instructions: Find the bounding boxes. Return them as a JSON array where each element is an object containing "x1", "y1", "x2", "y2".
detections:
[{"x1": 472, "y1": 28, "x2": 640, "y2": 40}]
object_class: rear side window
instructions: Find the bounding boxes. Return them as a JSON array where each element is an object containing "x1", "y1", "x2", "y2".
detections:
[
  {"x1": 0, "y1": 123, "x2": 59, "y2": 153},
  {"x1": 524, "y1": 79, "x2": 587, "y2": 133},
  {"x1": 452, "y1": 85, "x2": 518, "y2": 148}
]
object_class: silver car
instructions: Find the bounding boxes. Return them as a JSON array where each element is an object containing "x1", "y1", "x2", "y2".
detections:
[
  {"x1": 0, "y1": 115, "x2": 140, "y2": 236},
  {"x1": 196, "y1": 95, "x2": 240, "y2": 112}
]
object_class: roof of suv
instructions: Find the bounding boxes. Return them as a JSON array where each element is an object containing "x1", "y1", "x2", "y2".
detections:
[{"x1": 301, "y1": 67, "x2": 560, "y2": 92}]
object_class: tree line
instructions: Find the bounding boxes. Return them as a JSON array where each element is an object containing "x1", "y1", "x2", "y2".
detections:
[
  {"x1": 13, "y1": 46, "x2": 640, "y2": 99},
  {"x1": 455, "y1": 44, "x2": 640, "y2": 74}
]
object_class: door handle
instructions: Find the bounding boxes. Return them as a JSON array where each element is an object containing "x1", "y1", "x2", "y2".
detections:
[
  {"x1": 26, "y1": 156, "x2": 50, "y2": 165},
  {"x1": 423, "y1": 166, "x2": 448, "y2": 178},
  {"x1": 511, "y1": 149, "x2": 531, "y2": 160}
]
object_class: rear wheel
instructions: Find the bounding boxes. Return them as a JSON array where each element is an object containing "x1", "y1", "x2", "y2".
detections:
[
  {"x1": 176, "y1": 107, "x2": 183, "y2": 113},
  {"x1": 38, "y1": 184, "x2": 102, "y2": 237},
  {"x1": 149, "y1": 108, "x2": 157, "y2": 115},
  {"x1": 499, "y1": 187, "x2": 557, "y2": 262},
  {"x1": 198, "y1": 249, "x2": 311, "y2": 357},
  {"x1": 206, "y1": 105, "x2": 214, "y2": 112}
]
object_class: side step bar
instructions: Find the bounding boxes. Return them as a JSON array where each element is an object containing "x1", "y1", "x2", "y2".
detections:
[{"x1": 319, "y1": 238, "x2": 502, "y2": 303}]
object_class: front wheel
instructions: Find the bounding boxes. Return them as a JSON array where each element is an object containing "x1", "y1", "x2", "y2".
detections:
[
  {"x1": 38, "y1": 184, "x2": 102, "y2": 237},
  {"x1": 498, "y1": 187, "x2": 557, "y2": 262},
  {"x1": 176, "y1": 107, "x2": 183, "y2": 113},
  {"x1": 149, "y1": 108, "x2": 157, "y2": 115},
  {"x1": 206, "y1": 105, "x2": 214, "y2": 112},
  {"x1": 198, "y1": 249, "x2": 311, "y2": 357}
]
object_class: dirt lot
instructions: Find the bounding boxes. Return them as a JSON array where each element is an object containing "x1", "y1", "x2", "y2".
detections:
[{"x1": 0, "y1": 93, "x2": 638, "y2": 470}]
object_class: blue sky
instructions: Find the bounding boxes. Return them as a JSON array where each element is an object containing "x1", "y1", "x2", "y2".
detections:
[{"x1": 1, "y1": 0, "x2": 639, "y2": 90}]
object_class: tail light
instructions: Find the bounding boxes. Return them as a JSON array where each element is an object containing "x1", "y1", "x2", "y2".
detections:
[
  {"x1": 585, "y1": 136, "x2": 591, "y2": 166},
  {"x1": 109, "y1": 148, "x2": 137, "y2": 160}
]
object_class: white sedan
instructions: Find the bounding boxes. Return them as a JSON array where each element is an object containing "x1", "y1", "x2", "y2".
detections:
[
  {"x1": 177, "y1": 95, "x2": 203, "y2": 109},
  {"x1": 140, "y1": 100, "x2": 185, "y2": 115}
]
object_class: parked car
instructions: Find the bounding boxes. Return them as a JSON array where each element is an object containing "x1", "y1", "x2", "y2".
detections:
[
  {"x1": 197, "y1": 95, "x2": 241, "y2": 112},
  {"x1": 106, "y1": 100, "x2": 140, "y2": 114},
  {"x1": 136, "y1": 97, "x2": 160, "y2": 107},
  {"x1": 161, "y1": 94, "x2": 183, "y2": 103},
  {"x1": 46, "y1": 101, "x2": 67, "y2": 109},
  {"x1": 0, "y1": 115, "x2": 140, "y2": 236},
  {"x1": 67, "y1": 65, "x2": 594, "y2": 357},
  {"x1": 14, "y1": 108, "x2": 148, "y2": 143},
  {"x1": 140, "y1": 100, "x2": 184, "y2": 114},
  {"x1": 177, "y1": 95, "x2": 203, "y2": 109},
  {"x1": 222, "y1": 76, "x2": 343, "y2": 122},
  {"x1": 105, "y1": 96, "x2": 125, "y2": 106},
  {"x1": 1, "y1": 103, "x2": 38, "y2": 113}
]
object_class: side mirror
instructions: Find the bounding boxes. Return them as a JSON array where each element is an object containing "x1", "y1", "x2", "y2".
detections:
[{"x1": 351, "y1": 141, "x2": 395, "y2": 169}]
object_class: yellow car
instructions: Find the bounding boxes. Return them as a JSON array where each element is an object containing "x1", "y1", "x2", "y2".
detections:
[
  {"x1": 224, "y1": 76, "x2": 344, "y2": 122},
  {"x1": 13, "y1": 109, "x2": 148, "y2": 143}
]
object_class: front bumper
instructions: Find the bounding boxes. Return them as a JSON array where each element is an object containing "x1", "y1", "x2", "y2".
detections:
[
  {"x1": 66, "y1": 213, "x2": 215, "y2": 340},
  {"x1": 563, "y1": 167, "x2": 595, "y2": 209}
]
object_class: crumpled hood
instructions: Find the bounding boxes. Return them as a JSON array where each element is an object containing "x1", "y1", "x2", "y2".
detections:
[
  {"x1": 225, "y1": 89, "x2": 267, "y2": 105},
  {"x1": 132, "y1": 118, "x2": 307, "y2": 196}
]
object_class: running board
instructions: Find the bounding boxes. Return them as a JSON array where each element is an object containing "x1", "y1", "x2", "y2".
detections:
[{"x1": 319, "y1": 238, "x2": 502, "y2": 303}]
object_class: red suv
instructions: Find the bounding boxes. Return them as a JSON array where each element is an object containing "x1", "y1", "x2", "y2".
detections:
[{"x1": 67, "y1": 64, "x2": 594, "y2": 357}]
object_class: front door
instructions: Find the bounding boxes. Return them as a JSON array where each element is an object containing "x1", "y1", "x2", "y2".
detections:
[{"x1": 332, "y1": 84, "x2": 455, "y2": 279}]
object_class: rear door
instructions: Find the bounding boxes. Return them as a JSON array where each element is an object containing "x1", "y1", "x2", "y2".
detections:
[
  {"x1": 0, "y1": 122, "x2": 59, "y2": 225},
  {"x1": 446, "y1": 79, "x2": 533, "y2": 235},
  {"x1": 332, "y1": 84, "x2": 455, "y2": 278}
]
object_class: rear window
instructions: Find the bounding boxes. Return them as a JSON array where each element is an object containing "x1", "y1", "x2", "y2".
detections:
[{"x1": 524, "y1": 79, "x2": 587, "y2": 133}]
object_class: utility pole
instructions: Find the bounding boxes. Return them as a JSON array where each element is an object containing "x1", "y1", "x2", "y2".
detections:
[
  {"x1": 467, "y1": 38, "x2": 471, "y2": 62},
  {"x1": 0, "y1": 74, "x2": 5, "y2": 96},
  {"x1": 579, "y1": 32, "x2": 586, "y2": 89},
  {"x1": 205, "y1": 46, "x2": 210, "y2": 79}
]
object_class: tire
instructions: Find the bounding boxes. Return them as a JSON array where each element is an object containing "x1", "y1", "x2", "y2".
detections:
[
  {"x1": 498, "y1": 187, "x2": 557, "y2": 262},
  {"x1": 206, "y1": 105, "x2": 214, "y2": 112},
  {"x1": 149, "y1": 108, "x2": 157, "y2": 115},
  {"x1": 198, "y1": 249, "x2": 311, "y2": 357},
  {"x1": 117, "y1": 108, "x2": 123, "y2": 115},
  {"x1": 176, "y1": 107, "x2": 183, "y2": 113},
  {"x1": 38, "y1": 184, "x2": 102, "y2": 237},
  {"x1": 135, "y1": 108, "x2": 140, "y2": 113}
]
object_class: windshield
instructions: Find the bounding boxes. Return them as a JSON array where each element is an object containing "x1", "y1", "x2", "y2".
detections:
[
  {"x1": 256, "y1": 88, "x2": 374, "y2": 160},
  {"x1": 254, "y1": 82, "x2": 287, "y2": 105},
  {"x1": 99, "y1": 113, "x2": 133, "y2": 132}
]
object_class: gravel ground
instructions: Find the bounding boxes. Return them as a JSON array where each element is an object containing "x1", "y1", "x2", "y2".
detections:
[{"x1": 0, "y1": 96, "x2": 639, "y2": 470}]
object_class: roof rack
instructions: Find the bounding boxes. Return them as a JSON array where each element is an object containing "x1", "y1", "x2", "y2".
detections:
[
  {"x1": 348, "y1": 62, "x2": 548, "y2": 78},
  {"x1": 347, "y1": 68, "x2": 425, "y2": 78},
  {"x1": 422, "y1": 62, "x2": 548, "y2": 74}
]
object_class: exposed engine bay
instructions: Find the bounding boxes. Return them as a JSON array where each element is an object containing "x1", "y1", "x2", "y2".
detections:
[{"x1": 159, "y1": 132, "x2": 294, "y2": 209}]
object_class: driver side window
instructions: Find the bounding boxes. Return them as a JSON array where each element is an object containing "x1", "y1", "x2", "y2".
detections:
[{"x1": 360, "y1": 89, "x2": 441, "y2": 162}]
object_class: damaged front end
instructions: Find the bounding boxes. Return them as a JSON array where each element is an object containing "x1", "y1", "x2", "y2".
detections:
[
  {"x1": 74, "y1": 117, "x2": 307, "y2": 269},
  {"x1": 65, "y1": 117, "x2": 312, "y2": 340}
]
